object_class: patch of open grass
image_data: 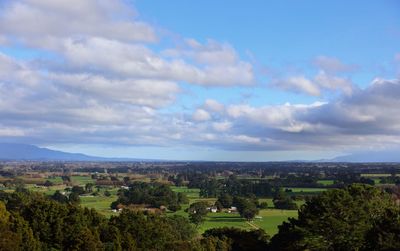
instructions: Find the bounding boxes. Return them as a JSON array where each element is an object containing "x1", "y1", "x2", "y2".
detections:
[
  {"x1": 80, "y1": 195, "x2": 119, "y2": 218},
  {"x1": 199, "y1": 212, "x2": 252, "y2": 233},
  {"x1": 252, "y1": 209, "x2": 298, "y2": 235},
  {"x1": 170, "y1": 186, "x2": 200, "y2": 199},
  {"x1": 71, "y1": 175, "x2": 95, "y2": 186},
  {"x1": 317, "y1": 180, "x2": 334, "y2": 185},
  {"x1": 361, "y1": 173, "x2": 392, "y2": 177},
  {"x1": 26, "y1": 184, "x2": 67, "y2": 195},
  {"x1": 285, "y1": 187, "x2": 327, "y2": 193},
  {"x1": 47, "y1": 176, "x2": 63, "y2": 184}
]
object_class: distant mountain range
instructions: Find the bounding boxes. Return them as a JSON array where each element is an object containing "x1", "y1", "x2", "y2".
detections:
[
  {"x1": 327, "y1": 150, "x2": 400, "y2": 163},
  {"x1": 0, "y1": 143, "x2": 144, "y2": 161},
  {"x1": 0, "y1": 143, "x2": 399, "y2": 162}
]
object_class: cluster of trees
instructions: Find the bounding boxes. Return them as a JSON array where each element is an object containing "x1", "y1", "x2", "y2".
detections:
[
  {"x1": 0, "y1": 189, "x2": 273, "y2": 251},
  {"x1": 168, "y1": 173, "x2": 186, "y2": 186},
  {"x1": 187, "y1": 201, "x2": 209, "y2": 226},
  {"x1": 270, "y1": 184, "x2": 400, "y2": 250},
  {"x1": 215, "y1": 194, "x2": 262, "y2": 220},
  {"x1": 110, "y1": 182, "x2": 186, "y2": 211},
  {"x1": 0, "y1": 189, "x2": 197, "y2": 250},
  {"x1": 334, "y1": 174, "x2": 375, "y2": 186},
  {"x1": 272, "y1": 188, "x2": 298, "y2": 210},
  {"x1": 188, "y1": 175, "x2": 274, "y2": 197},
  {"x1": 380, "y1": 175, "x2": 400, "y2": 185}
]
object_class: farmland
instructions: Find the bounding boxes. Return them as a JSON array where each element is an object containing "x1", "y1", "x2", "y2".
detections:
[{"x1": 1, "y1": 160, "x2": 399, "y2": 238}]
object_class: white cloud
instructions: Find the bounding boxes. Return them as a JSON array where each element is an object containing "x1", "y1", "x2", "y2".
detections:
[
  {"x1": 212, "y1": 121, "x2": 232, "y2": 132},
  {"x1": 273, "y1": 76, "x2": 321, "y2": 96},
  {"x1": 0, "y1": 127, "x2": 25, "y2": 136},
  {"x1": 231, "y1": 135, "x2": 261, "y2": 144},
  {"x1": 183, "y1": 79, "x2": 400, "y2": 151},
  {"x1": 1, "y1": 0, "x2": 254, "y2": 87},
  {"x1": 193, "y1": 109, "x2": 211, "y2": 121},
  {"x1": 162, "y1": 39, "x2": 254, "y2": 86},
  {"x1": 50, "y1": 73, "x2": 179, "y2": 108},
  {"x1": 1, "y1": 0, "x2": 399, "y2": 155},
  {"x1": 61, "y1": 37, "x2": 253, "y2": 87},
  {"x1": 0, "y1": 0, "x2": 156, "y2": 47},
  {"x1": 272, "y1": 72, "x2": 353, "y2": 96},
  {"x1": 313, "y1": 56, "x2": 357, "y2": 73},
  {"x1": 314, "y1": 71, "x2": 353, "y2": 95},
  {"x1": 203, "y1": 99, "x2": 225, "y2": 113}
]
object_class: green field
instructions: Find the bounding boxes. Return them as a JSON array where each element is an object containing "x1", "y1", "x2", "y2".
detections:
[
  {"x1": 199, "y1": 212, "x2": 252, "y2": 233},
  {"x1": 169, "y1": 186, "x2": 300, "y2": 235},
  {"x1": 253, "y1": 209, "x2": 297, "y2": 235},
  {"x1": 285, "y1": 187, "x2": 328, "y2": 193},
  {"x1": 197, "y1": 209, "x2": 297, "y2": 235},
  {"x1": 80, "y1": 195, "x2": 119, "y2": 217},
  {"x1": 361, "y1": 173, "x2": 392, "y2": 177},
  {"x1": 317, "y1": 179, "x2": 334, "y2": 185},
  {"x1": 171, "y1": 186, "x2": 200, "y2": 199},
  {"x1": 27, "y1": 184, "x2": 67, "y2": 195},
  {"x1": 259, "y1": 198, "x2": 305, "y2": 208},
  {"x1": 47, "y1": 176, "x2": 63, "y2": 184},
  {"x1": 71, "y1": 175, "x2": 95, "y2": 185}
]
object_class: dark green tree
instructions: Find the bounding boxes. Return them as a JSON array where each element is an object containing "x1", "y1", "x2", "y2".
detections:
[
  {"x1": 203, "y1": 227, "x2": 270, "y2": 251},
  {"x1": 270, "y1": 184, "x2": 399, "y2": 250},
  {"x1": 217, "y1": 193, "x2": 233, "y2": 208},
  {"x1": 188, "y1": 201, "x2": 209, "y2": 226},
  {"x1": 50, "y1": 190, "x2": 69, "y2": 204},
  {"x1": 233, "y1": 197, "x2": 259, "y2": 221}
]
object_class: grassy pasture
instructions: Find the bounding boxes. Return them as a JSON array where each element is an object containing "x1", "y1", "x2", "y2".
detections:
[
  {"x1": 71, "y1": 175, "x2": 95, "y2": 185},
  {"x1": 170, "y1": 186, "x2": 200, "y2": 199},
  {"x1": 199, "y1": 212, "x2": 252, "y2": 233},
  {"x1": 80, "y1": 195, "x2": 119, "y2": 217},
  {"x1": 253, "y1": 209, "x2": 298, "y2": 235},
  {"x1": 47, "y1": 176, "x2": 63, "y2": 184},
  {"x1": 317, "y1": 179, "x2": 334, "y2": 185},
  {"x1": 361, "y1": 173, "x2": 391, "y2": 177},
  {"x1": 27, "y1": 184, "x2": 67, "y2": 195},
  {"x1": 169, "y1": 186, "x2": 301, "y2": 236},
  {"x1": 198, "y1": 209, "x2": 298, "y2": 235},
  {"x1": 285, "y1": 187, "x2": 327, "y2": 193}
]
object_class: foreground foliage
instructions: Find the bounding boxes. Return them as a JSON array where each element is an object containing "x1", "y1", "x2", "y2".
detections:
[{"x1": 270, "y1": 184, "x2": 400, "y2": 250}]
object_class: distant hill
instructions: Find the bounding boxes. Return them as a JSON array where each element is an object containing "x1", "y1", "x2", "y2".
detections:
[
  {"x1": 329, "y1": 150, "x2": 400, "y2": 162},
  {"x1": 0, "y1": 143, "x2": 144, "y2": 161}
]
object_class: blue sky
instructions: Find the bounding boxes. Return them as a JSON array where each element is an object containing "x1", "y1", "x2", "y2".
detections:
[{"x1": 0, "y1": 0, "x2": 399, "y2": 160}]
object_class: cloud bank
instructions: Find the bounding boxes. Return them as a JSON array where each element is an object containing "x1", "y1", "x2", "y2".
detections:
[{"x1": 0, "y1": 0, "x2": 399, "y2": 158}]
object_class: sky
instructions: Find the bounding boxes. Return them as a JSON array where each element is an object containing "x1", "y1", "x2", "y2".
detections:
[{"x1": 0, "y1": 0, "x2": 399, "y2": 161}]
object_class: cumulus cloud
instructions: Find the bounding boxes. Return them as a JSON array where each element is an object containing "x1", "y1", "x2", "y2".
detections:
[
  {"x1": 271, "y1": 56, "x2": 355, "y2": 96},
  {"x1": 272, "y1": 71, "x2": 353, "y2": 96},
  {"x1": 60, "y1": 37, "x2": 252, "y2": 86},
  {"x1": 0, "y1": 0, "x2": 156, "y2": 46},
  {"x1": 313, "y1": 56, "x2": 357, "y2": 73},
  {"x1": 203, "y1": 99, "x2": 225, "y2": 113},
  {"x1": 0, "y1": 0, "x2": 257, "y2": 148},
  {"x1": 162, "y1": 39, "x2": 254, "y2": 86},
  {"x1": 272, "y1": 76, "x2": 321, "y2": 96},
  {"x1": 50, "y1": 73, "x2": 179, "y2": 108},
  {"x1": 192, "y1": 109, "x2": 211, "y2": 121},
  {"x1": 212, "y1": 121, "x2": 232, "y2": 132},
  {"x1": 0, "y1": 0, "x2": 399, "y2": 156},
  {"x1": 187, "y1": 79, "x2": 400, "y2": 151}
]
